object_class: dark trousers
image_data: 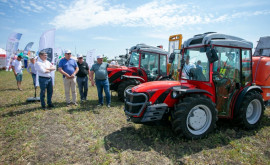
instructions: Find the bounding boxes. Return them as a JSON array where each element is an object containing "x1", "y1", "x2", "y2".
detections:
[
  {"x1": 96, "y1": 79, "x2": 111, "y2": 105},
  {"x1": 76, "y1": 76, "x2": 88, "y2": 100},
  {"x1": 39, "y1": 77, "x2": 53, "y2": 107},
  {"x1": 32, "y1": 74, "x2": 36, "y2": 87}
]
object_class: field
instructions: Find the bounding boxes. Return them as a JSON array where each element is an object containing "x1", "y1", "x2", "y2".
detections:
[{"x1": 0, "y1": 70, "x2": 270, "y2": 165}]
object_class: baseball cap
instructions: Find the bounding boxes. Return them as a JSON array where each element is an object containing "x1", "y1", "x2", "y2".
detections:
[
  {"x1": 96, "y1": 55, "x2": 103, "y2": 59},
  {"x1": 65, "y1": 50, "x2": 71, "y2": 54},
  {"x1": 77, "y1": 54, "x2": 83, "y2": 58},
  {"x1": 17, "y1": 55, "x2": 22, "y2": 58}
]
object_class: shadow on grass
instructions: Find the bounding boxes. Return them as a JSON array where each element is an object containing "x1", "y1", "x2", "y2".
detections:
[
  {"x1": 0, "y1": 88, "x2": 19, "y2": 92},
  {"x1": 104, "y1": 115, "x2": 270, "y2": 162},
  {"x1": 0, "y1": 101, "x2": 35, "y2": 108},
  {"x1": 1, "y1": 107, "x2": 43, "y2": 117},
  {"x1": 67, "y1": 97, "x2": 123, "y2": 114}
]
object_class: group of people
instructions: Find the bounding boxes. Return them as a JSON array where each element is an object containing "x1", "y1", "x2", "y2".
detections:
[{"x1": 12, "y1": 50, "x2": 121, "y2": 109}]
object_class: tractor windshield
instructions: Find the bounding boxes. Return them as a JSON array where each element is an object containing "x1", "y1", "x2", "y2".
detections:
[
  {"x1": 182, "y1": 47, "x2": 209, "y2": 81},
  {"x1": 129, "y1": 52, "x2": 139, "y2": 67}
]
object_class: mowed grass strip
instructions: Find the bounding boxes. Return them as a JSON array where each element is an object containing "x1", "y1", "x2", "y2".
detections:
[{"x1": 0, "y1": 70, "x2": 270, "y2": 164}]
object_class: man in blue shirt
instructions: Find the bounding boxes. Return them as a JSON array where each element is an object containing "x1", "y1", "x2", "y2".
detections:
[
  {"x1": 90, "y1": 55, "x2": 121, "y2": 107},
  {"x1": 58, "y1": 50, "x2": 79, "y2": 106}
]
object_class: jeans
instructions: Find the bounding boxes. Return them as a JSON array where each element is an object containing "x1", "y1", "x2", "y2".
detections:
[
  {"x1": 77, "y1": 76, "x2": 88, "y2": 100},
  {"x1": 32, "y1": 74, "x2": 36, "y2": 87},
  {"x1": 39, "y1": 77, "x2": 53, "y2": 107},
  {"x1": 95, "y1": 79, "x2": 111, "y2": 105}
]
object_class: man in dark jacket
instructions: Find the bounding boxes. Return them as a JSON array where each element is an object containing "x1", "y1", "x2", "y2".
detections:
[{"x1": 76, "y1": 54, "x2": 90, "y2": 102}]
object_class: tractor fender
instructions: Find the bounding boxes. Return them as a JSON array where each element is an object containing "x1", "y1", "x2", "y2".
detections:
[
  {"x1": 233, "y1": 86, "x2": 263, "y2": 116},
  {"x1": 172, "y1": 88, "x2": 213, "y2": 99},
  {"x1": 121, "y1": 75, "x2": 146, "y2": 83}
]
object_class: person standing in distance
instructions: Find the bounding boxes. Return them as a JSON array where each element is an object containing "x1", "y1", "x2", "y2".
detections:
[
  {"x1": 76, "y1": 54, "x2": 90, "y2": 102},
  {"x1": 27, "y1": 57, "x2": 37, "y2": 88},
  {"x1": 34, "y1": 51, "x2": 55, "y2": 109},
  {"x1": 90, "y1": 55, "x2": 121, "y2": 107},
  {"x1": 58, "y1": 50, "x2": 79, "y2": 106},
  {"x1": 11, "y1": 55, "x2": 23, "y2": 91}
]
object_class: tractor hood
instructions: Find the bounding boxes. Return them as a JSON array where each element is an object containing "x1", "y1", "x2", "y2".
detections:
[{"x1": 132, "y1": 81, "x2": 182, "y2": 93}]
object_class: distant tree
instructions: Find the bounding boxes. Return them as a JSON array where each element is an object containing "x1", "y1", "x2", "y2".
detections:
[{"x1": 103, "y1": 56, "x2": 108, "y2": 62}]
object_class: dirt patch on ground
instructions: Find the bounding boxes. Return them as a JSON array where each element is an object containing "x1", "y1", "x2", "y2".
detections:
[{"x1": 31, "y1": 111, "x2": 92, "y2": 164}]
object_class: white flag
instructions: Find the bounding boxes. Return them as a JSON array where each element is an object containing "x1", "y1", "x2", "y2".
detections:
[
  {"x1": 5, "y1": 33, "x2": 22, "y2": 69},
  {"x1": 86, "y1": 49, "x2": 96, "y2": 69}
]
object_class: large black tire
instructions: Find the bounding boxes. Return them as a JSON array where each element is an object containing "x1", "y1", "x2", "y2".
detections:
[
  {"x1": 117, "y1": 80, "x2": 139, "y2": 101},
  {"x1": 235, "y1": 91, "x2": 265, "y2": 129},
  {"x1": 171, "y1": 95, "x2": 218, "y2": 139}
]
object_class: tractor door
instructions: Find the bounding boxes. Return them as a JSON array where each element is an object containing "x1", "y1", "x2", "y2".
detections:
[
  {"x1": 159, "y1": 55, "x2": 167, "y2": 77},
  {"x1": 140, "y1": 52, "x2": 159, "y2": 81},
  {"x1": 213, "y1": 46, "x2": 241, "y2": 116}
]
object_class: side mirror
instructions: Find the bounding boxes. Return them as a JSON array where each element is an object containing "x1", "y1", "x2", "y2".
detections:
[
  {"x1": 169, "y1": 53, "x2": 175, "y2": 63},
  {"x1": 206, "y1": 48, "x2": 218, "y2": 63}
]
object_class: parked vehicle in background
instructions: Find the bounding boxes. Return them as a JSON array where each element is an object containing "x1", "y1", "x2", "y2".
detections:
[{"x1": 108, "y1": 44, "x2": 169, "y2": 101}]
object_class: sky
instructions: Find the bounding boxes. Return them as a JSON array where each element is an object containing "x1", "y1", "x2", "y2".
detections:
[{"x1": 0, "y1": 0, "x2": 270, "y2": 59}]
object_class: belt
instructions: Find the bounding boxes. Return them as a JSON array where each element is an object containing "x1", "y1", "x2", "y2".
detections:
[
  {"x1": 96, "y1": 79, "x2": 107, "y2": 81},
  {"x1": 39, "y1": 76, "x2": 51, "y2": 79}
]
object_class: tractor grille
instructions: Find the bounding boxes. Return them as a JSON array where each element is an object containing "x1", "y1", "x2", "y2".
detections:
[{"x1": 124, "y1": 89, "x2": 148, "y2": 116}]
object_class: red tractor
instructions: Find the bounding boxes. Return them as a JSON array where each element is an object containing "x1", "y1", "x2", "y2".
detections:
[
  {"x1": 124, "y1": 32, "x2": 265, "y2": 139},
  {"x1": 108, "y1": 44, "x2": 169, "y2": 101}
]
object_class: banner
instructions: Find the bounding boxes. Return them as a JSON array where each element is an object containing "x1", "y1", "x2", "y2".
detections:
[
  {"x1": 36, "y1": 29, "x2": 56, "y2": 86},
  {"x1": 39, "y1": 29, "x2": 55, "y2": 64},
  {"x1": 23, "y1": 42, "x2": 34, "y2": 68},
  {"x1": 23, "y1": 42, "x2": 34, "y2": 57},
  {"x1": 54, "y1": 47, "x2": 63, "y2": 64},
  {"x1": 86, "y1": 49, "x2": 96, "y2": 69},
  {"x1": 5, "y1": 32, "x2": 22, "y2": 69}
]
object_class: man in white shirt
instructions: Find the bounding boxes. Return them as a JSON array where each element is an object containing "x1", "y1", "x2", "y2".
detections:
[
  {"x1": 35, "y1": 51, "x2": 55, "y2": 109},
  {"x1": 11, "y1": 55, "x2": 23, "y2": 91},
  {"x1": 27, "y1": 57, "x2": 37, "y2": 88}
]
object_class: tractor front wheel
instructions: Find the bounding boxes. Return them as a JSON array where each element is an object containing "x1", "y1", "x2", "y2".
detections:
[
  {"x1": 236, "y1": 91, "x2": 264, "y2": 129},
  {"x1": 117, "y1": 80, "x2": 139, "y2": 101},
  {"x1": 172, "y1": 95, "x2": 217, "y2": 139}
]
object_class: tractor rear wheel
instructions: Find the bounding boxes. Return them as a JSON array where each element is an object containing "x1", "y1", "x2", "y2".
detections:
[
  {"x1": 172, "y1": 95, "x2": 217, "y2": 139},
  {"x1": 235, "y1": 91, "x2": 264, "y2": 129},
  {"x1": 117, "y1": 79, "x2": 139, "y2": 101}
]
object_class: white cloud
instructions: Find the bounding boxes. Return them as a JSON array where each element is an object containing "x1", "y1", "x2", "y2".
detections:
[
  {"x1": 93, "y1": 36, "x2": 116, "y2": 41},
  {"x1": 50, "y1": 0, "x2": 270, "y2": 30},
  {"x1": 29, "y1": 1, "x2": 44, "y2": 12},
  {"x1": 0, "y1": 11, "x2": 5, "y2": 15}
]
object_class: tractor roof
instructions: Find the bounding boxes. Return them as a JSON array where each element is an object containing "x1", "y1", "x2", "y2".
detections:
[
  {"x1": 183, "y1": 32, "x2": 253, "y2": 49},
  {"x1": 130, "y1": 43, "x2": 169, "y2": 55}
]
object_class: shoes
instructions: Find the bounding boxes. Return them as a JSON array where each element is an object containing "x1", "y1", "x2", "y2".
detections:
[
  {"x1": 107, "y1": 104, "x2": 111, "y2": 108},
  {"x1": 73, "y1": 102, "x2": 78, "y2": 106},
  {"x1": 18, "y1": 88, "x2": 22, "y2": 91},
  {"x1": 97, "y1": 104, "x2": 103, "y2": 107},
  {"x1": 48, "y1": 104, "x2": 54, "y2": 108},
  {"x1": 41, "y1": 106, "x2": 46, "y2": 110},
  {"x1": 81, "y1": 99, "x2": 85, "y2": 103},
  {"x1": 67, "y1": 103, "x2": 70, "y2": 107}
]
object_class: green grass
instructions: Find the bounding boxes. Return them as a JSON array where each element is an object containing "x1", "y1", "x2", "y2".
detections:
[{"x1": 0, "y1": 70, "x2": 270, "y2": 164}]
